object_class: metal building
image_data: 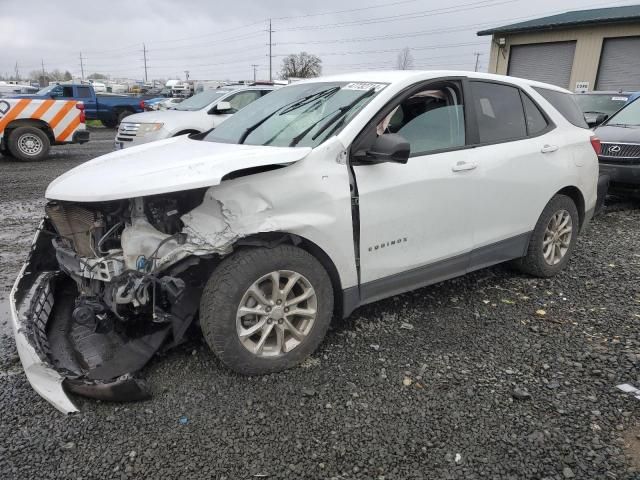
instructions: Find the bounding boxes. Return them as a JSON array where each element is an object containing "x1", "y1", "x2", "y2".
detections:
[{"x1": 478, "y1": 5, "x2": 640, "y2": 92}]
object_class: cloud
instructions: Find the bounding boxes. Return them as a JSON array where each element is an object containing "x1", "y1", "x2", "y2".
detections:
[{"x1": 0, "y1": 0, "x2": 623, "y2": 81}]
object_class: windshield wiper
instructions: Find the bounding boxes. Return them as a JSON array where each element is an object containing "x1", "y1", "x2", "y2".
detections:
[
  {"x1": 309, "y1": 88, "x2": 377, "y2": 144},
  {"x1": 237, "y1": 86, "x2": 341, "y2": 144},
  {"x1": 288, "y1": 88, "x2": 377, "y2": 147},
  {"x1": 606, "y1": 123, "x2": 633, "y2": 128}
]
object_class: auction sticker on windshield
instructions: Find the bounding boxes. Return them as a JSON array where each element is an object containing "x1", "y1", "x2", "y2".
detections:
[{"x1": 343, "y1": 82, "x2": 386, "y2": 92}]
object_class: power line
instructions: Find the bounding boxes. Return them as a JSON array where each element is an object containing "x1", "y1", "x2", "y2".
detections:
[
  {"x1": 277, "y1": 0, "x2": 517, "y2": 32},
  {"x1": 271, "y1": 0, "x2": 420, "y2": 20}
]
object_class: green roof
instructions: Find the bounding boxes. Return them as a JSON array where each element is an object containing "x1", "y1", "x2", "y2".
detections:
[{"x1": 477, "y1": 4, "x2": 640, "y2": 36}]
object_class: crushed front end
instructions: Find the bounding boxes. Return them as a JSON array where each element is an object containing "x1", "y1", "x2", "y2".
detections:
[{"x1": 10, "y1": 191, "x2": 216, "y2": 413}]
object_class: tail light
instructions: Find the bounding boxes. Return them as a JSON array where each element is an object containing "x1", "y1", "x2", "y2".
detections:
[
  {"x1": 139, "y1": 100, "x2": 145, "y2": 110},
  {"x1": 590, "y1": 135, "x2": 601, "y2": 155},
  {"x1": 76, "y1": 102, "x2": 86, "y2": 123}
]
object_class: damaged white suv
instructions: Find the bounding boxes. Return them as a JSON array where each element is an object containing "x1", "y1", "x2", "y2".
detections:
[{"x1": 11, "y1": 71, "x2": 600, "y2": 412}]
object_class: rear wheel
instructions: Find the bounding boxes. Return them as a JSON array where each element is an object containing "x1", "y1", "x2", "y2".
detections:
[
  {"x1": 116, "y1": 110, "x2": 132, "y2": 125},
  {"x1": 7, "y1": 126, "x2": 50, "y2": 161},
  {"x1": 200, "y1": 245, "x2": 333, "y2": 375},
  {"x1": 514, "y1": 194, "x2": 579, "y2": 277}
]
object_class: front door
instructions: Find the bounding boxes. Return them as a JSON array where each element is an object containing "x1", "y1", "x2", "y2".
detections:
[{"x1": 352, "y1": 79, "x2": 476, "y2": 300}]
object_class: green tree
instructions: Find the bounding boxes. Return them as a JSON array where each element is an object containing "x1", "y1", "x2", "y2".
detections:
[{"x1": 280, "y1": 52, "x2": 322, "y2": 80}]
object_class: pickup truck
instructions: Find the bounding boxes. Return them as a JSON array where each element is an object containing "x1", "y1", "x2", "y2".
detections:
[
  {"x1": 11, "y1": 83, "x2": 145, "y2": 128},
  {"x1": 0, "y1": 97, "x2": 89, "y2": 161}
]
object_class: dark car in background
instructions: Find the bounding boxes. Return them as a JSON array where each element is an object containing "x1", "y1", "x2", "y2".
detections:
[
  {"x1": 575, "y1": 91, "x2": 640, "y2": 127},
  {"x1": 594, "y1": 96, "x2": 640, "y2": 197}
]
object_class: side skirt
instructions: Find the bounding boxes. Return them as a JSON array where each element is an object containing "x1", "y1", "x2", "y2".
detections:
[{"x1": 341, "y1": 231, "x2": 531, "y2": 318}]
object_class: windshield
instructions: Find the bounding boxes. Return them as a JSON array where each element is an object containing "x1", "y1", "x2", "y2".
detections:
[
  {"x1": 205, "y1": 81, "x2": 387, "y2": 148},
  {"x1": 36, "y1": 85, "x2": 56, "y2": 95},
  {"x1": 173, "y1": 89, "x2": 232, "y2": 111},
  {"x1": 574, "y1": 93, "x2": 629, "y2": 116},
  {"x1": 606, "y1": 97, "x2": 640, "y2": 126}
]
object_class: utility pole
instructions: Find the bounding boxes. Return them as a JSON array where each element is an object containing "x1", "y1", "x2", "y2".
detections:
[
  {"x1": 79, "y1": 52, "x2": 85, "y2": 80},
  {"x1": 473, "y1": 52, "x2": 482, "y2": 72},
  {"x1": 41, "y1": 59, "x2": 46, "y2": 78},
  {"x1": 251, "y1": 64, "x2": 258, "y2": 82},
  {"x1": 267, "y1": 19, "x2": 274, "y2": 81},
  {"x1": 143, "y1": 43, "x2": 148, "y2": 83},
  {"x1": 14, "y1": 62, "x2": 19, "y2": 81},
  {"x1": 184, "y1": 70, "x2": 190, "y2": 81}
]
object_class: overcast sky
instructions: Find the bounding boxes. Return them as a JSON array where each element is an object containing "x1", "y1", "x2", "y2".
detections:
[{"x1": 0, "y1": 0, "x2": 637, "y2": 82}]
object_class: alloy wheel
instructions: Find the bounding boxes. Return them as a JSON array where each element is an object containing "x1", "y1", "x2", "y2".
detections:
[
  {"x1": 236, "y1": 270, "x2": 318, "y2": 357},
  {"x1": 542, "y1": 209, "x2": 573, "y2": 265}
]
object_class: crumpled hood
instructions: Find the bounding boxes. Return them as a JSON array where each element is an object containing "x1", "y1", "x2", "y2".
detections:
[{"x1": 46, "y1": 136, "x2": 312, "y2": 202}]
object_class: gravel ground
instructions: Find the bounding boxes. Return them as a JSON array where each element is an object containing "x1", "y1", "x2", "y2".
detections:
[{"x1": 1, "y1": 129, "x2": 640, "y2": 479}]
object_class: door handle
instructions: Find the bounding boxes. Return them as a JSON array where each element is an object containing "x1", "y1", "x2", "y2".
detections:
[
  {"x1": 541, "y1": 144, "x2": 559, "y2": 153},
  {"x1": 451, "y1": 161, "x2": 477, "y2": 172}
]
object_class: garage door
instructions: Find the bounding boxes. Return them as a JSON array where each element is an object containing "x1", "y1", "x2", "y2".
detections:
[
  {"x1": 507, "y1": 41, "x2": 576, "y2": 88},
  {"x1": 596, "y1": 37, "x2": 640, "y2": 91}
]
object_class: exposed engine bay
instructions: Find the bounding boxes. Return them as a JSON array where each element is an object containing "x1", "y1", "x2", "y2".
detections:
[{"x1": 35, "y1": 189, "x2": 219, "y2": 402}]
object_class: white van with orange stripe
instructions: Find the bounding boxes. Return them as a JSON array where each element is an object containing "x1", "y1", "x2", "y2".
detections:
[{"x1": 0, "y1": 98, "x2": 89, "y2": 161}]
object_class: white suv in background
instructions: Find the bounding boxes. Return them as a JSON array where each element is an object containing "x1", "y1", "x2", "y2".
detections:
[
  {"x1": 115, "y1": 85, "x2": 274, "y2": 149},
  {"x1": 13, "y1": 71, "x2": 600, "y2": 412}
]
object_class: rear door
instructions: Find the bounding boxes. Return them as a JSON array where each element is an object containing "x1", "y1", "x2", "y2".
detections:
[
  {"x1": 352, "y1": 78, "x2": 475, "y2": 299},
  {"x1": 464, "y1": 80, "x2": 560, "y2": 266},
  {"x1": 75, "y1": 85, "x2": 97, "y2": 119}
]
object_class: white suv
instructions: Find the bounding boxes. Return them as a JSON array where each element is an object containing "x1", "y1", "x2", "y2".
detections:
[
  {"x1": 12, "y1": 71, "x2": 599, "y2": 412},
  {"x1": 115, "y1": 85, "x2": 274, "y2": 149}
]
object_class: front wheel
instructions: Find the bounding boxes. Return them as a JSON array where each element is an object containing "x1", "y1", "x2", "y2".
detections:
[
  {"x1": 7, "y1": 126, "x2": 50, "y2": 161},
  {"x1": 200, "y1": 245, "x2": 334, "y2": 375},
  {"x1": 514, "y1": 194, "x2": 579, "y2": 277}
]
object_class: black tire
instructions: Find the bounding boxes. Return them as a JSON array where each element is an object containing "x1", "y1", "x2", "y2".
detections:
[
  {"x1": 116, "y1": 110, "x2": 132, "y2": 125},
  {"x1": 7, "y1": 126, "x2": 50, "y2": 161},
  {"x1": 101, "y1": 119, "x2": 117, "y2": 129},
  {"x1": 200, "y1": 245, "x2": 334, "y2": 375},
  {"x1": 514, "y1": 194, "x2": 579, "y2": 278}
]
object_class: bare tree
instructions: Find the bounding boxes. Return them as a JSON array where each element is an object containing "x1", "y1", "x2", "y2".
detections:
[
  {"x1": 88, "y1": 72, "x2": 108, "y2": 80},
  {"x1": 396, "y1": 47, "x2": 414, "y2": 70},
  {"x1": 280, "y1": 52, "x2": 322, "y2": 79}
]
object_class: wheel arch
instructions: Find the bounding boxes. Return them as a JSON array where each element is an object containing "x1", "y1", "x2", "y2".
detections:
[
  {"x1": 234, "y1": 231, "x2": 345, "y2": 318},
  {"x1": 555, "y1": 185, "x2": 585, "y2": 228},
  {"x1": 4, "y1": 119, "x2": 55, "y2": 144}
]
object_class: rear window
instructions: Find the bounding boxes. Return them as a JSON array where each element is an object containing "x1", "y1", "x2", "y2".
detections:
[{"x1": 533, "y1": 87, "x2": 588, "y2": 128}]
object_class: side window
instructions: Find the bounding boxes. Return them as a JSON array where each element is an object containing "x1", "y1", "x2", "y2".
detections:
[
  {"x1": 521, "y1": 93, "x2": 549, "y2": 136},
  {"x1": 50, "y1": 85, "x2": 64, "y2": 97},
  {"x1": 227, "y1": 91, "x2": 262, "y2": 112},
  {"x1": 378, "y1": 85, "x2": 466, "y2": 155},
  {"x1": 533, "y1": 87, "x2": 589, "y2": 129},
  {"x1": 76, "y1": 86, "x2": 92, "y2": 98},
  {"x1": 471, "y1": 82, "x2": 527, "y2": 143},
  {"x1": 62, "y1": 86, "x2": 74, "y2": 97}
]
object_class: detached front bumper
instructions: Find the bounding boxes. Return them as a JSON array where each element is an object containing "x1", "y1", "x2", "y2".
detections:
[
  {"x1": 11, "y1": 220, "x2": 164, "y2": 414},
  {"x1": 10, "y1": 221, "x2": 78, "y2": 413}
]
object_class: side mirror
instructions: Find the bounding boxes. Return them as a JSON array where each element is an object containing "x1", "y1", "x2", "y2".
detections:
[
  {"x1": 211, "y1": 101, "x2": 232, "y2": 114},
  {"x1": 356, "y1": 133, "x2": 410, "y2": 164},
  {"x1": 594, "y1": 113, "x2": 608, "y2": 126}
]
